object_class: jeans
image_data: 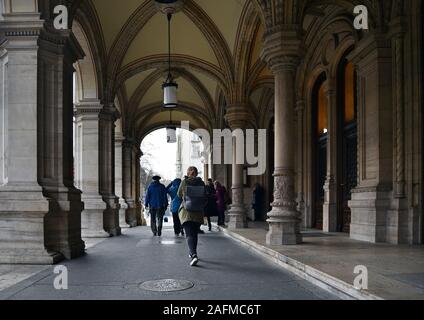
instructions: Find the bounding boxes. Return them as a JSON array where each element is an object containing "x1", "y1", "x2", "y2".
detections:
[
  {"x1": 150, "y1": 207, "x2": 165, "y2": 234},
  {"x1": 172, "y1": 211, "x2": 183, "y2": 235},
  {"x1": 183, "y1": 222, "x2": 201, "y2": 257}
]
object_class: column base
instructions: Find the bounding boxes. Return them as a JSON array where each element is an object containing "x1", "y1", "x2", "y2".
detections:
[
  {"x1": 104, "y1": 207, "x2": 122, "y2": 236},
  {"x1": 228, "y1": 206, "x2": 248, "y2": 229},
  {"x1": 386, "y1": 197, "x2": 409, "y2": 244},
  {"x1": 44, "y1": 190, "x2": 86, "y2": 260},
  {"x1": 322, "y1": 202, "x2": 338, "y2": 232},
  {"x1": 135, "y1": 203, "x2": 145, "y2": 226},
  {"x1": 348, "y1": 188, "x2": 391, "y2": 243},
  {"x1": 0, "y1": 248, "x2": 64, "y2": 265},
  {"x1": 125, "y1": 200, "x2": 138, "y2": 227},
  {"x1": 266, "y1": 220, "x2": 302, "y2": 245},
  {"x1": 266, "y1": 206, "x2": 302, "y2": 245},
  {"x1": 81, "y1": 197, "x2": 111, "y2": 238},
  {"x1": 119, "y1": 202, "x2": 131, "y2": 228},
  {"x1": 0, "y1": 208, "x2": 65, "y2": 264}
]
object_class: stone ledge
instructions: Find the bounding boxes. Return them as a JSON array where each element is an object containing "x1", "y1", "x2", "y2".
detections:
[{"x1": 215, "y1": 224, "x2": 383, "y2": 301}]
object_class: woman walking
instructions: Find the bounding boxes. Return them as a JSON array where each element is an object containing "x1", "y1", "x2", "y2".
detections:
[
  {"x1": 177, "y1": 166, "x2": 206, "y2": 266},
  {"x1": 204, "y1": 179, "x2": 217, "y2": 231},
  {"x1": 214, "y1": 181, "x2": 226, "y2": 226}
]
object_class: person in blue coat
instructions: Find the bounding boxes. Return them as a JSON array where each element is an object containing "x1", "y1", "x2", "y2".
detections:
[
  {"x1": 166, "y1": 178, "x2": 184, "y2": 236},
  {"x1": 145, "y1": 176, "x2": 168, "y2": 236}
]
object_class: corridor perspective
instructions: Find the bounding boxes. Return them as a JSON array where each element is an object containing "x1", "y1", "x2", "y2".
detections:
[{"x1": 0, "y1": 0, "x2": 423, "y2": 301}]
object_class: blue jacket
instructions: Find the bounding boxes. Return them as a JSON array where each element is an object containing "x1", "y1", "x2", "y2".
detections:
[
  {"x1": 145, "y1": 181, "x2": 168, "y2": 209},
  {"x1": 166, "y1": 179, "x2": 182, "y2": 214}
]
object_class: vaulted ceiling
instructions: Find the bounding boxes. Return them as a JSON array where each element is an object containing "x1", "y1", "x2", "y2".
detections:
[{"x1": 79, "y1": 0, "x2": 271, "y2": 140}]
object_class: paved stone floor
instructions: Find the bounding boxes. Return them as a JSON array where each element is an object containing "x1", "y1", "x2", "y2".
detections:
[
  {"x1": 0, "y1": 225, "x2": 337, "y2": 300},
  {"x1": 225, "y1": 222, "x2": 424, "y2": 300}
]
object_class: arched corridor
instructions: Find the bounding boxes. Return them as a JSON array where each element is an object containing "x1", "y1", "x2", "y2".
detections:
[{"x1": 0, "y1": 0, "x2": 423, "y2": 300}]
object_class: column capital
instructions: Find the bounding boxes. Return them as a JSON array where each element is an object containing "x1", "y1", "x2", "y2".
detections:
[
  {"x1": 261, "y1": 27, "x2": 304, "y2": 74},
  {"x1": 224, "y1": 104, "x2": 254, "y2": 130},
  {"x1": 39, "y1": 27, "x2": 85, "y2": 63},
  {"x1": 74, "y1": 99, "x2": 103, "y2": 117},
  {"x1": 100, "y1": 103, "x2": 121, "y2": 122}
]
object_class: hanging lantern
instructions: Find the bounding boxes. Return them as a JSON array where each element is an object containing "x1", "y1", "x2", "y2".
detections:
[
  {"x1": 162, "y1": 81, "x2": 178, "y2": 108},
  {"x1": 162, "y1": 12, "x2": 178, "y2": 108}
]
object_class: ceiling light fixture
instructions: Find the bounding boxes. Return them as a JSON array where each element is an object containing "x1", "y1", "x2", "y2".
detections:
[{"x1": 162, "y1": 10, "x2": 178, "y2": 109}]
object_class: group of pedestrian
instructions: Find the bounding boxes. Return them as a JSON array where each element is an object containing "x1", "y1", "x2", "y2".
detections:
[{"x1": 144, "y1": 166, "x2": 230, "y2": 266}]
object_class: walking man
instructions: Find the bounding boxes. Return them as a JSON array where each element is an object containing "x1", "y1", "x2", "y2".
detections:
[{"x1": 145, "y1": 175, "x2": 168, "y2": 237}]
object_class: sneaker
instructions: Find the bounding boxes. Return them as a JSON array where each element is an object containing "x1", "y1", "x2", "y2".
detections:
[
  {"x1": 190, "y1": 255, "x2": 199, "y2": 266},
  {"x1": 158, "y1": 230, "x2": 162, "y2": 237},
  {"x1": 153, "y1": 233, "x2": 157, "y2": 236}
]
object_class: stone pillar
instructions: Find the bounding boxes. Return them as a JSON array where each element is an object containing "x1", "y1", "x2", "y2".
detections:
[
  {"x1": 0, "y1": 12, "x2": 64, "y2": 264},
  {"x1": 75, "y1": 100, "x2": 111, "y2": 238},
  {"x1": 261, "y1": 29, "x2": 303, "y2": 245},
  {"x1": 322, "y1": 79, "x2": 338, "y2": 232},
  {"x1": 123, "y1": 138, "x2": 137, "y2": 227},
  {"x1": 134, "y1": 146, "x2": 145, "y2": 226},
  {"x1": 37, "y1": 27, "x2": 87, "y2": 259},
  {"x1": 225, "y1": 104, "x2": 250, "y2": 229},
  {"x1": 386, "y1": 19, "x2": 410, "y2": 244},
  {"x1": 115, "y1": 133, "x2": 130, "y2": 228},
  {"x1": 98, "y1": 104, "x2": 121, "y2": 236},
  {"x1": 348, "y1": 34, "x2": 393, "y2": 243}
]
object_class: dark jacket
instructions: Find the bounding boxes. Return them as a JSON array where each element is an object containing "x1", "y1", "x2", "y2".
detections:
[
  {"x1": 205, "y1": 184, "x2": 218, "y2": 217},
  {"x1": 145, "y1": 181, "x2": 168, "y2": 209},
  {"x1": 177, "y1": 176, "x2": 205, "y2": 225},
  {"x1": 166, "y1": 179, "x2": 183, "y2": 214}
]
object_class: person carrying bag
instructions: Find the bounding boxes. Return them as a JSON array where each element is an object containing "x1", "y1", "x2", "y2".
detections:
[{"x1": 177, "y1": 166, "x2": 207, "y2": 266}]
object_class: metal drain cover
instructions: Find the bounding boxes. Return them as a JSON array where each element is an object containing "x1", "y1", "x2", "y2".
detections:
[{"x1": 140, "y1": 279, "x2": 194, "y2": 292}]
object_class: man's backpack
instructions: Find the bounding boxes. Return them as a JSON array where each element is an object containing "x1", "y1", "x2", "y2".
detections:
[{"x1": 184, "y1": 178, "x2": 207, "y2": 212}]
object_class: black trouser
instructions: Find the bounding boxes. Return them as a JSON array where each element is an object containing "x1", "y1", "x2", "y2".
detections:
[
  {"x1": 172, "y1": 211, "x2": 183, "y2": 235},
  {"x1": 206, "y1": 216, "x2": 212, "y2": 230},
  {"x1": 217, "y1": 210, "x2": 225, "y2": 225},
  {"x1": 150, "y1": 208, "x2": 165, "y2": 234},
  {"x1": 183, "y1": 222, "x2": 201, "y2": 257}
]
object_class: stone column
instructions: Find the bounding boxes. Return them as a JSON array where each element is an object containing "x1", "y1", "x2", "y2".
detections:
[
  {"x1": 123, "y1": 138, "x2": 137, "y2": 227},
  {"x1": 261, "y1": 29, "x2": 303, "y2": 245},
  {"x1": 347, "y1": 33, "x2": 393, "y2": 243},
  {"x1": 0, "y1": 12, "x2": 62, "y2": 264},
  {"x1": 115, "y1": 133, "x2": 130, "y2": 228},
  {"x1": 322, "y1": 79, "x2": 338, "y2": 232},
  {"x1": 225, "y1": 104, "x2": 250, "y2": 229},
  {"x1": 37, "y1": 27, "x2": 87, "y2": 259},
  {"x1": 386, "y1": 19, "x2": 409, "y2": 244},
  {"x1": 99, "y1": 104, "x2": 121, "y2": 236},
  {"x1": 134, "y1": 145, "x2": 145, "y2": 226},
  {"x1": 75, "y1": 100, "x2": 111, "y2": 238}
]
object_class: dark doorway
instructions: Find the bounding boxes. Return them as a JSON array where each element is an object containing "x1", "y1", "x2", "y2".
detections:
[
  {"x1": 337, "y1": 59, "x2": 358, "y2": 233},
  {"x1": 311, "y1": 73, "x2": 327, "y2": 230}
]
